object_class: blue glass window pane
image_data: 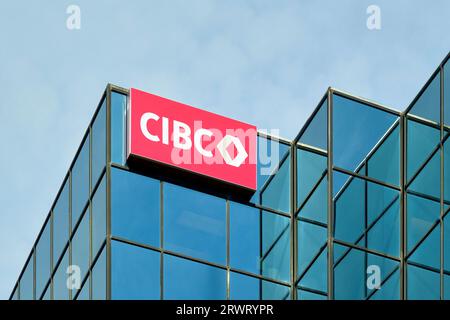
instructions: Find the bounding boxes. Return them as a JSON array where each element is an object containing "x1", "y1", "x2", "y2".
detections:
[
  {"x1": 298, "y1": 248, "x2": 327, "y2": 292},
  {"x1": 261, "y1": 212, "x2": 290, "y2": 282},
  {"x1": 53, "y1": 179, "x2": 69, "y2": 266},
  {"x1": 111, "y1": 241, "x2": 159, "y2": 300},
  {"x1": 229, "y1": 203, "x2": 290, "y2": 281},
  {"x1": 334, "y1": 172, "x2": 365, "y2": 244},
  {"x1": 72, "y1": 136, "x2": 90, "y2": 230},
  {"x1": 333, "y1": 94, "x2": 398, "y2": 174},
  {"x1": 445, "y1": 274, "x2": 450, "y2": 300},
  {"x1": 407, "y1": 264, "x2": 440, "y2": 300},
  {"x1": 334, "y1": 171, "x2": 400, "y2": 256},
  {"x1": 407, "y1": 194, "x2": 440, "y2": 254},
  {"x1": 409, "y1": 222, "x2": 440, "y2": 270},
  {"x1": 334, "y1": 244, "x2": 398, "y2": 300},
  {"x1": 298, "y1": 176, "x2": 327, "y2": 224},
  {"x1": 36, "y1": 220, "x2": 51, "y2": 298},
  {"x1": 369, "y1": 269, "x2": 400, "y2": 300},
  {"x1": 164, "y1": 255, "x2": 226, "y2": 300},
  {"x1": 367, "y1": 125, "x2": 400, "y2": 186},
  {"x1": 299, "y1": 98, "x2": 327, "y2": 151},
  {"x1": 445, "y1": 61, "x2": 450, "y2": 125},
  {"x1": 445, "y1": 139, "x2": 450, "y2": 203},
  {"x1": 92, "y1": 99, "x2": 106, "y2": 187},
  {"x1": 409, "y1": 72, "x2": 441, "y2": 124},
  {"x1": 257, "y1": 136, "x2": 290, "y2": 192},
  {"x1": 297, "y1": 148, "x2": 327, "y2": 210},
  {"x1": 111, "y1": 92, "x2": 127, "y2": 165},
  {"x1": 111, "y1": 168, "x2": 160, "y2": 247},
  {"x1": 409, "y1": 150, "x2": 440, "y2": 200},
  {"x1": 53, "y1": 248, "x2": 69, "y2": 300},
  {"x1": 229, "y1": 203, "x2": 260, "y2": 275},
  {"x1": 445, "y1": 214, "x2": 450, "y2": 272},
  {"x1": 92, "y1": 175, "x2": 106, "y2": 258},
  {"x1": 230, "y1": 272, "x2": 290, "y2": 300},
  {"x1": 297, "y1": 220, "x2": 326, "y2": 277},
  {"x1": 164, "y1": 183, "x2": 225, "y2": 265},
  {"x1": 297, "y1": 289, "x2": 327, "y2": 300},
  {"x1": 261, "y1": 152, "x2": 290, "y2": 213},
  {"x1": 367, "y1": 198, "x2": 400, "y2": 257},
  {"x1": 72, "y1": 209, "x2": 90, "y2": 294},
  {"x1": 76, "y1": 277, "x2": 90, "y2": 300},
  {"x1": 19, "y1": 254, "x2": 34, "y2": 300},
  {"x1": 92, "y1": 247, "x2": 106, "y2": 300},
  {"x1": 407, "y1": 119, "x2": 440, "y2": 182}
]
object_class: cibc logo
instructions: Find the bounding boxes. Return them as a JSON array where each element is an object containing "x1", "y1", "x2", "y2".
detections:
[{"x1": 128, "y1": 88, "x2": 257, "y2": 191}]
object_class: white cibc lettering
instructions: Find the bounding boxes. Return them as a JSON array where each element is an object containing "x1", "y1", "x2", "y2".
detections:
[
  {"x1": 194, "y1": 128, "x2": 213, "y2": 157},
  {"x1": 162, "y1": 116, "x2": 169, "y2": 145},
  {"x1": 173, "y1": 120, "x2": 192, "y2": 150},
  {"x1": 140, "y1": 112, "x2": 160, "y2": 142}
]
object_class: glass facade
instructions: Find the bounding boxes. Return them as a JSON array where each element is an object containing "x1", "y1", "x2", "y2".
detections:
[{"x1": 10, "y1": 53, "x2": 450, "y2": 300}]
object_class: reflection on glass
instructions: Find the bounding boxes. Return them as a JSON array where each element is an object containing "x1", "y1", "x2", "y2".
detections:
[
  {"x1": 257, "y1": 136, "x2": 290, "y2": 193},
  {"x1": 230, "y1": 272, "x2": 290, "y2": 300},
  {"x1": 53, "y1": 179, "x2": 69, "y2": 266},
  {"x1": 164, "y1": 183, "x2": 225, "y2": 265},
  {"x1": 407, "y1": 119, "x2": 440, "y2": 183},
  {"x1": 261, "y1": 212, "x2": 290, "y2": 282},
  {"x1": 35, "y1": 220, "x2": 51, "y2": 298},
  {"x1": 72, "y1": 136, "x2": 90, "y2": 230},
  {"x1": 19, "y1": 254, "x2": 34, "y2": 300},
  {"x1": 407, "y1": 264, "x2": 440, "y2": 300},
  {"x1": 297, "y1": 289, "x2": 327, "y2": 300},
  {"x1": 111, "y1": 241, "x2": 160, "y2": 300},
  {"x1": 297, "y1": 148, "x2": 327, "y2": 217},
  {"x1": 53, "y1": 248, "x2": 69, "y2": 300},
  {"x1": 408, "y1": 223, "x2": 440, "y2": 270},
  {"x1": 111, "y1": 168, "x2": 160, "y2": 247},
  {"x1": 111, "y1": 92, "x2": 127, "y2": 165},
  {"x1": 367, "y1": 125, "x2": 400, "y2": 186},
  {"x1": 445, "y1": 61, "x2": 450, "y2": 125},
  {"x1": 298, "y1": 247, "x2": 327, "y2": 293},
  {"x1": 369, "y1": 269, "x2": 400, "y2": 300},
  {"x1": 297, "y1": 220, "x2": 326, "y2": 277},
  {"x1": 334, "y1": 244, "x2": 399, "y2": 300},
  {"x1": 299, "y1": 98, "x2": 327, "y2": 151},
  {"x1": 164, "y1": 255, "x2": 226, "y2": 300},
  {"x1": 261, "y1": 151, "x2": 290, "y2": 213},
  {"x1": 408, "y1": 149, "x2": 440, "y2": 200},
  {"x1": 92, "y1": 247, "x2": 106, "y2": 300},
  {"x1": 92, "y1": 175, "x2": 106, "y2": 258},
  {"x1": 334, "y1": 171, "x2": 400, "y2": 256},
  {"x1": 408, "y1": 72, "x2": 441, "y2": 124},
  {"x1": 72, "y1": 208, "x2": 90, "y2": 296},
  {"x1": 333, "y1": 94, "x2": 398, "y2": 174},
  {"x1": 445, "y1": 139, "x2": 450, "y2": 203},
  {"x1": 229, "y1": 203, "x2": 290, "y2": 281},
  {"x1": 92, "y1": 99, "x2": 106, "y2": 187},
  {"x1": 406, "y1": 193, "x2": 440, "y2": 255}
]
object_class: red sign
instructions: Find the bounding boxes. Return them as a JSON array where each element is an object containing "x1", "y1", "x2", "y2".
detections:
[{"x1": 128, "y1": 88, "x2": 257, "y2": 191}]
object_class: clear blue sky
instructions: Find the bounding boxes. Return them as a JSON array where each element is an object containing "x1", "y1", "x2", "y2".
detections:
[{"x1": 0, "y1": 0, "x2": 449, "y2": 299}]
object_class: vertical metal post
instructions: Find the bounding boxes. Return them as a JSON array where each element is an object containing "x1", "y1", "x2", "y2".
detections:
[
  {"x1": 400, "y1": 112, "x2": 406, "y2": 300},
  {"x1": 160, "y1": 181, "x2": 164, "y2": 300},
  {"x1": 291, "y1": 141, "x2": 297, "y2": 300},
  {"x1": 327, "y1": 88, "x2": 334, "y2": 300},
  {"x1": 89, "y1": 117, "x2": 93, "y2": 300},
  {"x1": 226, "y1": 200, "x2": 230, "y2": 300},
  {"x1": 440, "y1": 65, "x2": 445, "y2": 300},
  {"x1": 106, "y1": 85, "x2": 112, "y2": 300}
]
